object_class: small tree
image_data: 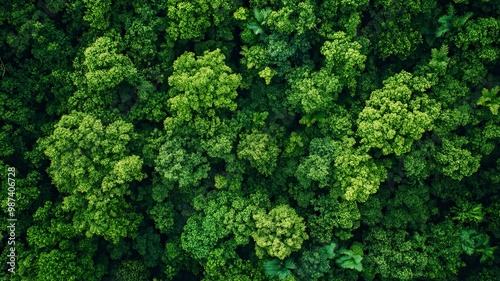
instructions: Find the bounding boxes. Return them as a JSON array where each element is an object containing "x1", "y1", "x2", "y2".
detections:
[{"x1": 252, "y1": 205, "x2": 309, "y2": 260}]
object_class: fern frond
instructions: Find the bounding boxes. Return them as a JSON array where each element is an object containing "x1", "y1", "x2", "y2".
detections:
[
  {"x1": 247, "y1": 22, "x2": 264, "y2": 35},
  {"x1": 436, "y1": 26, "x2": 449, "y2": 37},
  {"x1": 263, "y1": 259, "x2": 294, "y2": 280},
  {"x1": 447, "y1": 5, "x2": 456, "y2": 18},
  {"x1": 436, "y1": 5, "x2": 458, "y2": 37},
  {"x1": 254, "y1": 7, "x2": 272, "y2": 23},
  {"x1": 478, "y1": 87, "x2": 500, "y2": 115},
  {"x1": 284, "y1": 258, "x2": 297, "y2": 270},
  {"x1": 431, "y1": 45, "x2": 449, "y2": 62},
  {"x1": 458, "y1": 12, "x2": 473, "y2": 26}
]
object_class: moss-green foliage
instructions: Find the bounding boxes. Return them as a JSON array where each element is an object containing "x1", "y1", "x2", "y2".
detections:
[
  {"x1": 357, "y1": 71, "x2": 441, "y2": 156},
  {"x1": 1, "y1": 0, "x2": 499, "y2": 280},
  {"x1": 38, "y1": 112, "x2": 145, "y2": 243},
  {"x1": 252, "y1": 205, "x2": 309, "y2": 260}
]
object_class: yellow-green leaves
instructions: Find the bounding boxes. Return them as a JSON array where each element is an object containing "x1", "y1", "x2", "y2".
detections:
[
  {"x1": 321, "y1": 32, "x2": 366, "y2": 91},
  {"x1": 477, "y1": 86, "x2": 500, "y2": 115},
  {"x1": 265, "y1": 1, "x2": 317, "y2": 35},
  {"x1": 252, "y1": 205, "x2": 308, "y2": 260},
  {"x1": 181, "y1": 191, "x2": 268, "y2": 260},
  {"x1": 168, "y1": 49, "x2": 241, "y2": 122},
  {"x1": 39, "y1": 112, "x2": 144, "y2": 243},
  {"x1": 308, "y1": 195, "x2": 361, "y2": 242},
  {"x1": 237, "y1": 130, "x2": 280, "y2": 176},
  {"x1": 331, "y1": 137, "x2": 387, "y2": 202},
  {"x1": 357, "y1": 71, "x2": 440, "y2": 156},
  {"x1": 81, "y1": 36, "x2": 138, "y2": 92},
  {"x1": 286, "y1": 33, "x2": 364, "y2": 125},
  {"x1": 286, "y1": 66, "x2": 342, "y2": 118},
  {"x1": 435, "y1": 137, "x2": 481, "y2": 180},
  {"x1": 83, "y1": 0, "x2": 111, "y2": 30},
  {"x1": 166, "y1": 0, "x2": 235, "y2": 41},
  {"x1": 296, "y1": 137, "x2": 386, "y2": 202},
  {"x1": 259, "y1": 66, "x2": 276, "y2": 84},
  {"x1": 70, "y1": 35, "x2": 139, "y2": 114},
  {"x1": 155, "y1": 138, "x2": 210, "y2": 192}
]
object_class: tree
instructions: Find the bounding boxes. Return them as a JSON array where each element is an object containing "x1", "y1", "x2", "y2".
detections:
[
  {"x1": 296, "y1": 242, "x2": 337, "y2": 281},
  {"x1": 434, "y1": 136, "x2": 481, "y2": 181},
  {"x1": 237, "y1": 129, "x2": 281, "y2": 176},
  {"x1": 38, "y1": 112, "x2": 145, "y2": 243},
  {"x1": 357, "y1": 71, "x2": 441, "y2": 156},
  {"x1": 307, "y1": 195, "x2": 361, "y2": 242},
  {"x1": 364, "y1": 221, "x2": 465, "y2": 280},
  {"x1": 71, "y1": 34, "x2": 139, "y2": 114},
  {"x1": 252, "y1": 205, "x2": 309, "y2": 260},
  {"x1": 167, "y1": 49, "x2": 241, "y2": 121},
  {"x1": 21, "y1": 201, "x2": 106, "y2": 281},
  {"x1": 181, "y1": 190, "x2": 269, "y2": 260},
  {"x1": 331, "y1": 137, "x2": 388, "y2": 202},
  {"x1": 166, "y1": 0, "x2": 236, "y2": 41},
  {"x1": 285, "y1": 32, "x2": 366, "y2": 124},
  {"x1": 154, "y1": 137, "x2": 210, "y2": 195},
  {"x1": 82, "y1": 0, "x2": 111, "y2": 30}
]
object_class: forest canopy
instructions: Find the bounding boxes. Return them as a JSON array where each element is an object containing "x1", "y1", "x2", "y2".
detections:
[{"x1": 1, "y1": 0, "x2": 500, "y2": 280}]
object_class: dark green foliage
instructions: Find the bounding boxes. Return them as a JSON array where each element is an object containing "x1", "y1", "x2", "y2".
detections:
[
  {"x1": 296, "y1": 242, "x2": 337, "y2": 280},
  {"x1": 436, "y1": 5, "x2": 473, "y2": 38},
  {"x1": 452, "y1": 202, "x2": 484, "y2": 224},
  {"x1": 460, "y1": 230, "x2": 497, "y2": 262},
  {"x1": 116, "y1": 260, "x2": 149, "y2": 281},
  {"x1": 1, "y1": 0, "x2": 499, "y2": 280}
]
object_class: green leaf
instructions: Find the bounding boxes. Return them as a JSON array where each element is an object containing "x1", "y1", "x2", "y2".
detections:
[
  {"x1": 284, "y1": 258, "x2": 297, "y2": 270},
  {"x1": 263, "y1": 259, "x2": 294, "y2": 280},
  {"x1": 247, "y1": 22, "x2": 264, "y2": 35},
  {"x1": 322, "y1": 242, "x2": 337, "y2": 259},
  {"x1": 254, "y1": 7, "x2": 271, "y2": 23},
  {"x1": 489, "y1": 103, "x2": 499, "y2": 115},
  {"x1": 336, "y1": 250, "x2": 363, "y2": 272}
]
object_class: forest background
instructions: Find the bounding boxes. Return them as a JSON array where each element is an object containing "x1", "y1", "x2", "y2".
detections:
[{"x1": 1, "y1": 0, "x2": 500, "y2": 280}]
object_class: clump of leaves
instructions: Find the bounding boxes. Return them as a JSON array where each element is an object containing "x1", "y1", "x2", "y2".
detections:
[
  {"x1": 247, "y1": 7, "x2": 272, "y2": 35},
  {"x1": 460, "y1": 230, "x2": 497, "y2": 263},
  {"x1": 451, "y1": 202, "x2": 484, "y2": 224},
  {"x1": 263, "y1": 258, "x2": 297, "y2": 280},
  {"x1": 336, "y1": 248, "x2": 364, "y2": 272},
  {"x1": 477, "y1": 86, "x2": 500, "y2": 115},
  {"x1": 116, "y1": 260, "x2": 149, "y2": 281},
  {"x1": 296, "y1": 242, "x2": 338, "y2": 280},
  {"x1": 436, "y1": 5, "x2": 473, "y2": 37},
  {"x1": 322, "y1": 242, "x2": 337, "y2": 259}
]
